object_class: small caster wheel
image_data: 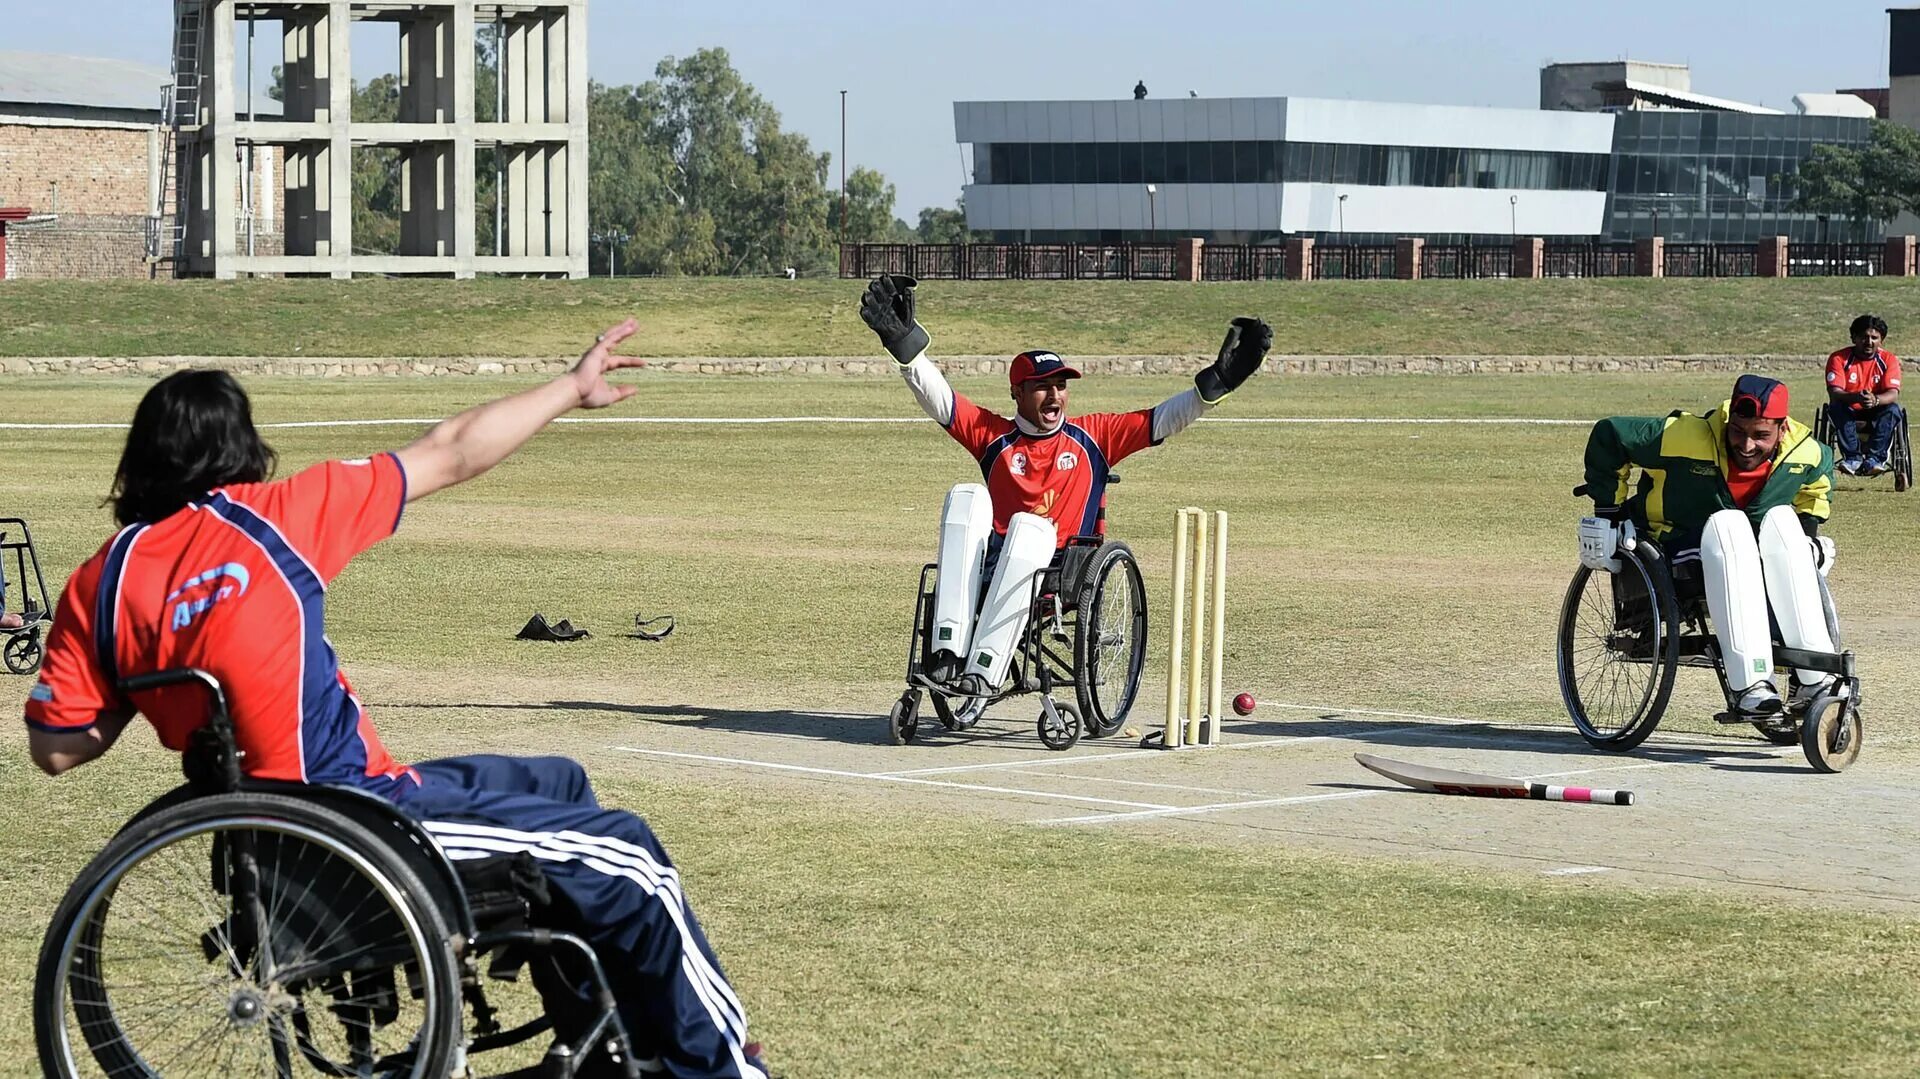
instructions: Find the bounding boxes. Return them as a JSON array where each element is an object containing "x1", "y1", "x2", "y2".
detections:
[
  {"x1": 1801, "y1": 694, "x2": 1862, "y2": 773},
  {"x1": 1037, "y1": 697, "x2": 1081, "y2": 751},
  {"x1": 888, "y1": 692, "x2": 921, "y2": 746}
]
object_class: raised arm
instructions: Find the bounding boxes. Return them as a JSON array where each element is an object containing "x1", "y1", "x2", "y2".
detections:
[
  {"x1": 1583, "y1": 415, "x2": 1667, "y2": 510},
  {"x1": 1146, "y1": 317, "x2": 1275, "y2": 442},
  {"x1": 394, "y1": 319, "x2": 644, "y2": 503},
  {"x1": 859, "y1": 274, "x2": 956, "y2": 424}
]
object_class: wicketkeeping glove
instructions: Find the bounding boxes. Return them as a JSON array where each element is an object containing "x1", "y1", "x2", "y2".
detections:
[
  {"x1": 1810, "y1": 535, "x2": 1837, "y2": 577},
  {"x1": 1194, "y1": 316, "x2": 1273, "y2": 404},
  {"x1": 859, "y1": 274, "x2": 931, "y2": 366}
]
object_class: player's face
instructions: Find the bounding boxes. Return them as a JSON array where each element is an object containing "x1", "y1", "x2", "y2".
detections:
[
  {"x1": 1725, "y1": 413, "x2": 1784, "y2": 470},
  {"x1": 1853, "y1": 327, "x2": 1884, "y2": 357},
  {"x1": 1013, "y1": 376, "x2": 1071, "y2": 427}
]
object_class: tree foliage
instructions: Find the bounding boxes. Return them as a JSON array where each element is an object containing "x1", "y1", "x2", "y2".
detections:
[
  {"x1": 915, "y1": 201, "x2": 984, "y2": 244},
  {"x1": 1790, "y1": 120, "x2": 1920, "y2": 229}
]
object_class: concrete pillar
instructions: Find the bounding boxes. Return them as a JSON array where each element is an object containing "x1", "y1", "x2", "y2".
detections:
[
  {"x1": 1634, "y1": 237, "x2": 1664, "y2": 277},
  {"x1": 327, "y1": 1, "x2": 352, "y2": 277},
  {"x1": 1285, "y1": 237, "x2": 1313, "y2": 281},
  {"x1": 1174, "y1": 237, "x2": 1203, "y2": 281},
  {"x1": 566, "y1": 3, "x2": 589, "y2": 276},
  {"x1": 453, "y1": 2, "x2": 476, "y2": 276},
  {"x1": 1755, "y1": 236, "x2": 1788, "y2": 277},
  {"x1": 1512, "y1": 236, "x2": 1543, "y2": 279},
  {"x1": 209, "y1": 0, "x2": 238, "y2": 278},
  {"x1": 1885, "y1": 235, "x2": 1917, "y2": 276},
  {"x1": 1394, "y1": 237, "x2": 1422, "y2": 280}
]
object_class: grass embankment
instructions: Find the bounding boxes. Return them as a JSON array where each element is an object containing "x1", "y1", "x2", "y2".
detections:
[
  {"x1": 1, "y1": 373, "x2": 1916, "y2": 1074},
  {"x1": 2, "y1": 276, "x2": 1917, "y2": 358}
]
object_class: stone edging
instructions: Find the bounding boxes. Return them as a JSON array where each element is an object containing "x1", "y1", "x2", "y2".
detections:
[{"x1": 0, "y1": 354, "x2": 1822, "y2": 378}]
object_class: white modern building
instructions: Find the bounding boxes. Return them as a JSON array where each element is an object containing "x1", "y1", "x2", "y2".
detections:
[{"x1": 954, "y1": 96, "x2": 1617, "y2": 244}]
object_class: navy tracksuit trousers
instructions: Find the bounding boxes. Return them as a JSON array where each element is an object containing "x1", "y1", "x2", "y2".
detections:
[{"x1": 396, "y1": 755, "x2": 765, "y2": 1079}]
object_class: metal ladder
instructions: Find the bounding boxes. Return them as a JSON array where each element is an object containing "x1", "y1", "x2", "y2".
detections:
[{"x1": 151, "y1": 0, "x2": 205, "y2": 266}]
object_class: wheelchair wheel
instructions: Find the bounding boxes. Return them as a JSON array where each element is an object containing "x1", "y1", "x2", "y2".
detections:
[
  {"x1": 4, "y1": 628, "x2": 42, "y2": 674},
  {"x1": 1037, "y1": 698, "x2": 1082, "y2": 751},
  {"x1": 1073, "y1": 541, "x2": 1148, "y2": 738},
  {"x1": 887, "y1": 692, "x2": 920, "y2": 745},
  {"x1": 35, "y1": 792, "x2": 462, "y2": 1079},
  {"x1": 1893, "y1": 416, "x2": 1912, "y2": 493},
  {"x1": 1556, "y1": 544, "x2": 1679, "y2": 751},
  {"x1": 930, "y1": 690, "x2": 988, "y2": 731},
  {"x1": 1801, "y1": 695, "x2": 1863, "y2": 773}
]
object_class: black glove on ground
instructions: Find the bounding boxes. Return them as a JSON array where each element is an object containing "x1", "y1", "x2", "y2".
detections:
[
  {"x1": 859, "y1": 274, "x2": 931, "y2": 365},
  {"x1": 1194, "y1": 316, "x2": 1273, "y2": 404}
]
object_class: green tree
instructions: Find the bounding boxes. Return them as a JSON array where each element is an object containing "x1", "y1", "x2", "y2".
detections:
[
  {"x1": 1790, "y1": 119, "x2": 1920, "y2": 234},
  {"x1": 915, "y1": 201, "x2": 982, "y2": 243},
  {"x1": 828, "y1": 166, "x2": 903, "y2": 242}
]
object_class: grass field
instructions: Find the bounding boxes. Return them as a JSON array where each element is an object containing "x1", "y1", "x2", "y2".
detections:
[
  {"x1": 2, "y1": 370, "x2": 1917, "y2": 1076},
  {"x1": 3, "y1": 276, "x2": 1919, "y2": 359}
]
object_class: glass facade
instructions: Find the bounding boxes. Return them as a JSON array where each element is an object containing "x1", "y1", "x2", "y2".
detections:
[
  {"x1": 976, "y1": 140, "x2": 1609, "y2": 192},
  {"x1": 1604, "y1": 111, "x2": 1877, "y2": 242}
]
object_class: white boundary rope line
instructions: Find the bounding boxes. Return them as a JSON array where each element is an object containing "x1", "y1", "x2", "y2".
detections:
[{"x1": 0, "y1": 416, "x2": 1592, "y2": 432}]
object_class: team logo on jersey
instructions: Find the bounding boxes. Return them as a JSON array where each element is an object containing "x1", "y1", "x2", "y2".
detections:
[
  {"x1": 29, "y1": 683, "x2": 52, "y2": 703},
  {"x1": 166, "y1": 562, "x2": 252, "y2": 631},
  {"x1": 1056, "y1": 451, "x2": 1078, "y2": 471},
  {"x1": 1034, "y1": 490, "x2": 1058, "y2": 516},
  {"x1": 1010, "y1": 452, "x2": 1029, "y2": 476}
]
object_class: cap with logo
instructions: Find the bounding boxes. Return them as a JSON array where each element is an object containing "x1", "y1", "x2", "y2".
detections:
[
  {"x1": 1729, "y1": 374, "x2": 1790, "y2": 420},
  {"x1": 1009, "y1": 350, "x2": 1082, "y2": 388}
]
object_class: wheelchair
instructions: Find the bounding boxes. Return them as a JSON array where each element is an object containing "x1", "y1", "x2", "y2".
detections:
[
  {"x1": 1555, "y1": 488, "x2": 1863, "y2": 773},
  {"x1": 35, "y1": 669, "x2": 645, "y2": 1079},
  {"x1": 1811, "y1": 404, "x2": 1912, "y2": 492},
  {"x1": 888, "y1": 531, "x2": 1148, "y2": 752},
  {"x1": 2, "y1": 517, "x2": 53, "y2": 675}
]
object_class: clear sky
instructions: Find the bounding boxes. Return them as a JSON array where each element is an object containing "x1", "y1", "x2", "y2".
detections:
[{"x1": 23, "y1": 1, "x2": 1906, "y2": 220}]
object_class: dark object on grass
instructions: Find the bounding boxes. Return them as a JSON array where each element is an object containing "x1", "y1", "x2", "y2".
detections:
[
  {"x1": 516, "y1": 613, "x2": 591, "y2": 642},
  {"x1": 628, "y1": 614, "x2": 676, "y2": 641}
]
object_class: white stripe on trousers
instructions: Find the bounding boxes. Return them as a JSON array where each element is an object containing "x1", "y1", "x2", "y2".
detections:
[{"x1": 421, "y1": 820, "x2": 763, "y2": 1079}]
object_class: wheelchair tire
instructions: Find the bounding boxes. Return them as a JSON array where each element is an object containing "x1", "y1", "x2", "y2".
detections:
[
  {"x1": 3, "y1": 628, "x2": 42, "y2": 674},
  {"x1": 1073, "y1": 541, "x2": 1148, "y2": 738},
  {"x1": 35, "y1": 792, "x2": 463, "y2": 1079},
  {"x1": 888, "y1": 692, "x2": 920, "y2": 745},
  {"x1": 1038, "y1": 698, "x2": 1082, "y2": 751},
  {"x1": 1556, "y1": 544, "x2": 1679, "y2": 751},
  {"x1": 1801, "y1": 695, "x2": 1863, "y2": 773}
]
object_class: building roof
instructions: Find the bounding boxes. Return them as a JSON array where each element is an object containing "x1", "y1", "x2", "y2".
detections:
[
  {"x1": 1794, "y1": 92, "x2": 1880, "y2": 117},
  {"x1": 0, "y1": 50, "x2": 169, "y2": 113},
  {"x1": 1607, "y1": 78, "x2": 1783, "y2": 115}
]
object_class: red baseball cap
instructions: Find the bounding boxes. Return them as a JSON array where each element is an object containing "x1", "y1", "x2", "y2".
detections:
[
  {"x1": 1009, "y1": 350, "x2": 1082, "y2": 388},
  {"x1": 1730, "y1": 374, "x2": 1790, "y2": 420}
]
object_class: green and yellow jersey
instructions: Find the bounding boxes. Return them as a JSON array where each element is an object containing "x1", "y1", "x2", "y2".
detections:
[{"x1": 1583, "y1": 401, "x2": 1833, "y2": 553}]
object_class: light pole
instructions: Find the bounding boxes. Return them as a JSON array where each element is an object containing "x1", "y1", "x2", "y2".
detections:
[
  {"x1": 839, "y1": 90, "x2": 848, "y2": 244},
  {"x1": 1146, "y1": 183, "x2": 1157, "y2": 239},
  {"x1": 1509, "y1": 194, "x2": 1518, "y2": 240},
  {"x1": 592, "y1": 228, "x2": 630, "y2": 278},
  {"x1": 1337, "y1": 193, "x2": 1348, "y2": 237}
]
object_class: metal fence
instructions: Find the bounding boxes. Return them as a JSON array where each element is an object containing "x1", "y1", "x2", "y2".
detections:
[{"x1": 838, "y1": 241, "x2": 1898, "y2": 281}]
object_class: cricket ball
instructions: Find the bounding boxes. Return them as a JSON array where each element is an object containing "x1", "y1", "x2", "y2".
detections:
[{"x1": 1232, "y1": 692, "x2": 1256, "y2": 717}]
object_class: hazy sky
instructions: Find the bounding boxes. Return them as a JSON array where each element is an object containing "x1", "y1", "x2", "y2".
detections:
[{"x1": 23, "y1": 1, "x2": 1905, "y2": 218}]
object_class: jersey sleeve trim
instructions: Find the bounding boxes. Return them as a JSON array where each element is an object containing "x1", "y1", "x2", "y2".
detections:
[
  {"x1": 26, "y1": 716, "x2": 97, "y2": 734},
  {"x1": 386, "y1": 451, "x2": 408, "y2": 533}
]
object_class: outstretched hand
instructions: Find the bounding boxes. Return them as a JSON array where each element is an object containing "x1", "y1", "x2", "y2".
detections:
[{"x1": 570, "y1": 318, "x2": 647, "y2": 409}]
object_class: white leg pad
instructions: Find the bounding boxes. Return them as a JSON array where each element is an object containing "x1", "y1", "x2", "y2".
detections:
[
  {"x1": 1700, "y1": 508, "x2": 1774, "y2": 692},
  {"x1": 1757, "y1": 505, "x2": 1837, "y2": 687},
  {"x1": 931, "y1": 483, "x2": 992, "y2": 661},
  {"x1": 964, "y1": 512, "x2": 1055, "y2": 688}
]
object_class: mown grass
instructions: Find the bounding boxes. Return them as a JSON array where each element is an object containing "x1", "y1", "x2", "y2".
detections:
[
  {"x1": 2, "y1": 276, "x2": 1918, "y2": 358},
  {"x1": 0, "y1": 372, "x2": 1915, "y2": 1075}
]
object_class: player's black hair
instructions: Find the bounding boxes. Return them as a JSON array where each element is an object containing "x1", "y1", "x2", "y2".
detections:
[
  {"x1": 1850, "y1": 313, "x2": 1890, "y2": 341},
  {"x1": 110, "y1": 369, "x2": 277, "y2": 526}
]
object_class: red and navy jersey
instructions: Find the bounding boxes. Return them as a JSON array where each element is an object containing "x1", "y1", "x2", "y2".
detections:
[
  {"x1": 26, "y1": 454, "x2": 418, "y2": 795},
  {"x1": 945, "y1": 393, "x2": 1156, "y2": 545}
]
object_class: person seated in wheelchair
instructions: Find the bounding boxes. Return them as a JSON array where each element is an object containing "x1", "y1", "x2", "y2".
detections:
[
  {"x1": 859, "y1": 272, "x2": 1271, "y2": 696},
  {"x1": 0, "y1": 555, "x2": 20, "y2": 631},
  {"x1": 1825, "y1": 313, "x2": 1903, "y2": 476},
  {"x1": 24, "y1": 326, "x2": 769, "y2": 1079},
  {"x1": 1582, "y1": 374, "x2": 1839, "y2": 719}
]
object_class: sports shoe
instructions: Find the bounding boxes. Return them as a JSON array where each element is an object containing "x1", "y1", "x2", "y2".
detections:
[
  {"x1": 1838, "y1": 457, "x2": 1864, "y2": 476},
  {"x1": 1864, "y1": 458, "x2": 1889, "y2": 476},
  {"x1": 1790, "y1": 676, "x2": 1836, "y2": 712},
  {"x1": 1733, "y1": 682, "x2": 1783, "y2": 717}
]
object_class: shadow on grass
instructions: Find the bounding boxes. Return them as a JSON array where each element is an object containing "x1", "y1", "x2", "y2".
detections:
[{"x1": 1224, "y1": 711, "x2": 1785, "y2": 767}]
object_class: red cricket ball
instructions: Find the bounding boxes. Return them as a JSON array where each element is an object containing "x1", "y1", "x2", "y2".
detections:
[{"x1": 1232, "y1": 692, "x2": 1256, "y2": 716}]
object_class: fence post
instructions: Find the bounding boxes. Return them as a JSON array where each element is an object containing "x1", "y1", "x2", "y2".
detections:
[
  {"x1": 1512, "y1": 237, "x2": 1543, "y2": 279},
  {"x1": 1286, "y1": 237, "x2": 1314, "y2": 281},
  {"x1": 1885, "y1": 235, "x2": 1917, "y2": 277},
  {"x1": 1634, "y1": 237, "x2": 1664, "y2": 278},
  {"x1": 1755, "y1": 236, "x2": 1788, "y2": 278},
  {"x1": 1395, "y1": 237, "x2": 1422, "y2": 280},
  {"x1": 1174, "y1": 237, "x2": 1204, "y2": 282}
]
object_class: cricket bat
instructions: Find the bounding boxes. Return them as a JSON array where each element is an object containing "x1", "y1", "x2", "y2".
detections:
[{"x1": 1354, "y1": 753, "x2": 1633, "y2": 806}]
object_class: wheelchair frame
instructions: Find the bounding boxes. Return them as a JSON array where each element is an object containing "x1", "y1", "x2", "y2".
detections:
[
  {"x1": 35, "y1": 668, "x2": 645, "y2": 1079},
  {"x1": 1811, "y1": 403, "x2": 1912, "y2": 492},
  {"x1": 1556, "y1": 498, "x2": 1864, "y2": 773},
  {"x1": 888, "y1": 534, "x2": 1148, "y2": 752},
  {"x1": 1, "y1": 517, "x2": 53, "y2": 675}
]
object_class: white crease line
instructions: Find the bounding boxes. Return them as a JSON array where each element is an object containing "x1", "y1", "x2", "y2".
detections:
[
  {"x1": 0, "y1": 415, "x2": 1594, "y2": 432},
  {"x1": 1543, "y1": 866, "x2": 1614, "y2": 876},
  {"x1": 1015, "y1": 773, "x2": 1276, "y2": 797},
  {"x1": 609, "y1": 745, "x2": 1174, "y2": 810}
]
